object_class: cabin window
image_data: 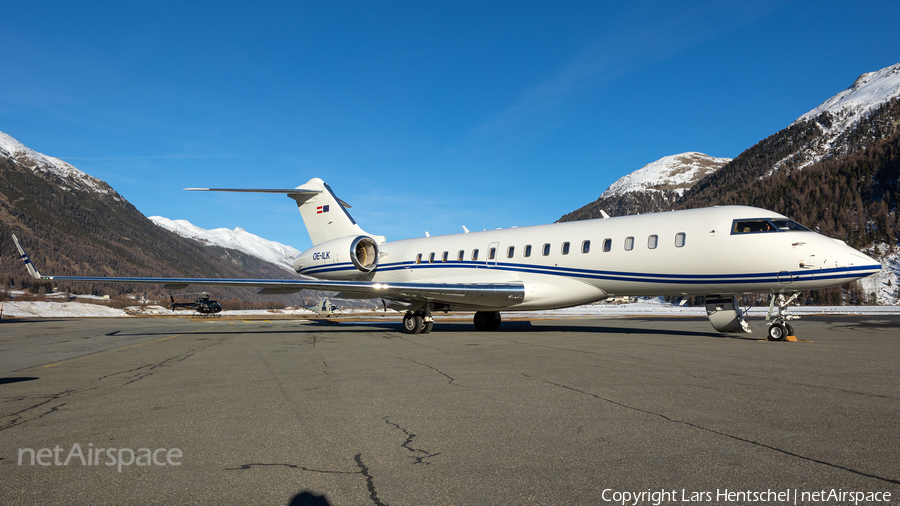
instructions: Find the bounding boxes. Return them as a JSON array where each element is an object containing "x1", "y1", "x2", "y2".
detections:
[
  {"x1": 603, "y1": 238, "x2": 612, "y2": 252},
  {"x1": 648, "y1": 235, "x2": 658, "y2": 249},
  {"x1": 582, "y1": 240, "x2": 591, "y2": 254},
  {"x1": 428, "y1": 252, "x2": 435, "y2": 263},
  {"x1": 488, "y1": 247, "x2": 496, "y2": 260},
  {"x1": 524, "y1": 245, "x2": 532, "y2": 257},
  {"x1": 624, "y1": 237, "x2": 634, "y2": 251},
  {"x1": 457, "y1": 250, "x2": 465, "y2": 261},
  {"x1": 472, "y1": 249, "x2": 479, "y2": 261},
  {"x1": 442, "y1": 251, "x2": 449, "y2": 262},
  {"x1": 507, "y1": 246, "x2": 515, "y2": 258},
  {"x1": 416, "y1": 254, "x2": 422, "y2": 264},
  {"x1": 542, "y1": 243, "x2": 551, "y2": 256},
  {"x1": 675, "y1": 233, "x2": 686, "y2": 247},
  {"x1": 561, "y1": 242, "x2": 570, "y2": 255}
]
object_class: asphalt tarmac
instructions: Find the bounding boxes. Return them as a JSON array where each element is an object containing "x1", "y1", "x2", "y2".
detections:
[{"x1": 0, "y1": 315, "x2": 898, "y2": 505}]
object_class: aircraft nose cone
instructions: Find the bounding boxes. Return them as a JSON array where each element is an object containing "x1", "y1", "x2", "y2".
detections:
[{"x1": 835, "y1": 247, "x2": 881, "y2": 276}]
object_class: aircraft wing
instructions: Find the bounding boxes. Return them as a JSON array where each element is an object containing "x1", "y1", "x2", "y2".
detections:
[{"x1": 12, "y1": 235, "x2": 524, "y2": 308}]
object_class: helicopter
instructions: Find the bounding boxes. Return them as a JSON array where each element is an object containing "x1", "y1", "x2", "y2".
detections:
[
  {"x1": 301, "y1": 297, "x2": 342, "y2": 317},
  {"x1": 168, "y1": 292, "x2": 223, "y2": 317}
]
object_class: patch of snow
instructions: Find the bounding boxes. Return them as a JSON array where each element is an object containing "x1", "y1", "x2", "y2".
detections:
[
  {"x1": 0, "y1": 130, "x2": 122, "y2": 200},
  {"x1": 797, "y1": 63, "x2": 900, "y2": 126},
  {"x1": 600, "y1": 152, "x2": 731, "y2": 199},
  {"x1": 0, "y1": 301, "x2": 130, "y2": 318},
  {"x1": 772, "y1": 62, "x2": 900, "y2": 173},
  {"x1": 857, "y1": 243, "x2": 900, "y2": 305},
  {"x1": 148, "y1": 216, "x2": 301, "y2": 272}
]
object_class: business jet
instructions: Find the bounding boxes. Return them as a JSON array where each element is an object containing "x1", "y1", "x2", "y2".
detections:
[{"x1": 13, "y1": 178, "x2": 880, "y2": 341}]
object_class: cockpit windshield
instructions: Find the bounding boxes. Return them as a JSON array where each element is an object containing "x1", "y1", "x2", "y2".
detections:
[{"x1": 732, "y1": 218, "x2": 810, "y2": 234}]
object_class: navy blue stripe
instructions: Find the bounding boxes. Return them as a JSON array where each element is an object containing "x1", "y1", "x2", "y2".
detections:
[{"x1": 298, "y1": 259, "x2": 878, "y2": 285}]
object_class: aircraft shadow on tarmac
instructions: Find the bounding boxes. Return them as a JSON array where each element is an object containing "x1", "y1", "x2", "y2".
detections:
[
  {"x1": 0, "y1": 377, "x2": 39, "y2": 385},
  {"x1": 288, "y1": 491, "x2": 332, "y2": 506},
  {"x1": 99, "y1": 319, "x2": 734, "y2": 340}
]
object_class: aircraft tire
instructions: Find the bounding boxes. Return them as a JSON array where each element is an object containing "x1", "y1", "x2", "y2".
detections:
[
  {"x1": 422, "y1": 321, "x2": 434, "y2": 334},
  {"x1": 473, "y1": 311, "x2": 501, "y2": 331},
  {"x1": 488, "y1": 312, "x2": 501, "y2": 331},
  {"x1": 402, "y1": 313, "x2": 423, "y2": 334},
  {"x1": 767, "y1": 323, "x2": 787, "y2": 341},
  {"x1": 786, "y1": 323, "x2": 795, "y2": 336},
  {"x1": 473, "y1": 311, "x2": 491, "y2": 331}
]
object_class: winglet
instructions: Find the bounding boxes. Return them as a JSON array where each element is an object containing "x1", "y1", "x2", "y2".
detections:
[{"x1": 11, "y1": 235, "x2": 43, "y2": 279}]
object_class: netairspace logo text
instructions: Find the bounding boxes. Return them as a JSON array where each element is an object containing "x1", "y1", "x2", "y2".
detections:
[
  {"x1": 18, "y1": 443, "x2": 182, "y2": 473},
  {"x1": 601, "y1": 488, "x2": 892, "y2": 506}
]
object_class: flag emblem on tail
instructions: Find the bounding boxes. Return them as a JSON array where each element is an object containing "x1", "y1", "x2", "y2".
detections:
[{"x1": 317, "y1": 205, "x2": 329, "y2": 214}]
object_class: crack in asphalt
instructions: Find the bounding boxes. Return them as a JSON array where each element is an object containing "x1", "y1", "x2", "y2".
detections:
[
  {"x1": 227, "y1": 454, "x2": 389, "y2": 506},
  {"x1": 383, "y1": 417, "x2": 440, "y2": 465},
  {"x1": 355, "y1": 454, "x2": 388, "y2": 506},
  {"x1": 97, "y1": 351, "x2": 195, "y2": 386},
  {"x1": 225, "y1": 462, "x2": 357, "y2": 474},
  {"x1": 393, "y1": 357, "x2": 463, "y2": 387},
  {"x1": 0, "y1": 388, "x2": 82, "y2": 432},
  {"x1": 524, "y1": 374, "x2": 900, "y2": 486},
  {"x1": 494, "y1": 334, "x2": 900, "y2": 402}
]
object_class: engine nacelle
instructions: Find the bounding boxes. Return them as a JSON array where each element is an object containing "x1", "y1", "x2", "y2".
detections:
[{"x1": 293, "y1": 235, "x2": 380, "y2": 278}]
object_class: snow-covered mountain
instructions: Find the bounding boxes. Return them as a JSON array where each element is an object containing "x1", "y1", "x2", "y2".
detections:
[
  {"x1": 772, "y1": 62, "x2": 900, "y2": 173},
  {"x1": 0, "y1": 130, "x2": 122, "y2": 200},
  {"x1": 581, "y1": 63, "x2": 900, "y2": 208},
  {"x1": 149, "y1": 216, "x2": 301, "y2": 272},
  {"x1": 559, "y1": 152, "x2": 731, "y2": 221},
  {"x1": 600, "y1": 152, "x2": 732, "y2": 199}
]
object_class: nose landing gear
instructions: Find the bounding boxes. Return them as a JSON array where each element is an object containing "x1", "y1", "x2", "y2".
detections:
[{"x1": 766, "y1": 293, "x2": 799, "y2": 341}]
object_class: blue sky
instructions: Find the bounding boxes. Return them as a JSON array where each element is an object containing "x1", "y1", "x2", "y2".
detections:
[{"x1": 2, "y1": 0, "x2": 899, "y2": 251}]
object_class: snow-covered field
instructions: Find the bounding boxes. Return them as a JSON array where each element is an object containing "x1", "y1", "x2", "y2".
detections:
[{"x1": 2, "y1": 298, "x2": 898, "y2": 320}]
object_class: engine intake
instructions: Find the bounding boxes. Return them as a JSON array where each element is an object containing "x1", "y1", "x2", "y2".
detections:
[{"x1": 350, "y1": 236, "x2": 379, "y2": 272}]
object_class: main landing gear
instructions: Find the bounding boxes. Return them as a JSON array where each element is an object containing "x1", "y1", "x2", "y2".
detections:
[
  {"x1": 766, "y1": 293, "x2": 799, "y2": 342},
  {"x1": 401, "y1": 308, "x2": 434, "y2": 334},
  {"x1": 400, "y1": 309, "x2": 503, "y2": 334},
  {"x1": 473, "y1": 311, "x2": 501, "y2": 331}
]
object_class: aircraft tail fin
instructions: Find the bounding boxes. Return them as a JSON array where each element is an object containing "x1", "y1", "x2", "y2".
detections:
[
  {"x1": 291, "y1": 178, "x2": 384, "y2": 246},
  {"x1": 185, "y1": 178, "x2": 384, "y2": 246}
]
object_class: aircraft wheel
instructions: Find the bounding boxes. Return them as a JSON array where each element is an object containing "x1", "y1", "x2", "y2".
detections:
[
  {"x1": 473, "y1": 311, "x2": 491, "y2": 331},
  {"x1": 473, "y1": 311, "x2": 501, "y2": 331},
  {"x1": 767, "y1": 323, "x2": 787, "y2": 342},
  {"x1": 488, "y1": 312, "x2": 501, "y2": 331},
  {"x1": 786, "y1": 323, "x2": 795, "y2": 337},
  {"x1": 402, "y1": 313, "x2": 423, "y2": 334},
  {"x1": 422, "y1": 321, "x2": 434, "y2": 334}
]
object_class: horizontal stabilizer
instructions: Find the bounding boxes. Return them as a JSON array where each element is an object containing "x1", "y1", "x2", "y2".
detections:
[{"x1": 184, "y1": 188, "x2": 351, "y2": 208}]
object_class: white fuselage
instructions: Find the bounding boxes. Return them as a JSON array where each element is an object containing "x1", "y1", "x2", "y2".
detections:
[{"x1": 294, "y1": 206, "x2": 880, "y2": 311}]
